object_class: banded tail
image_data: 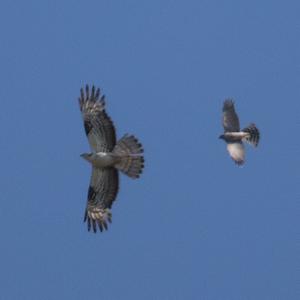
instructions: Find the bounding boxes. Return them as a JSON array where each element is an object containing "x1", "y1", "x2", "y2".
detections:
[
  {"x1": 242, "y1": 123, "x2": 260, "y2": 147},
  {"x1": 113, "y1": 134, "x2": 144, "y2": 178}
]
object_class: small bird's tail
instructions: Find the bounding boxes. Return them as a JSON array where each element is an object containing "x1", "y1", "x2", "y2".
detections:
[
  {"x1": 242, "y1": 123, "x2": 260, "y2": 147},
  {"x1": 113, "y1": 134, "x2": 144, "y2": 178}
]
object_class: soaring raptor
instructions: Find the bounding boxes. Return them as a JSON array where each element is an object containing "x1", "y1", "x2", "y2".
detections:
[
  {"x1": 219, "y1": 99, "x2": 260, "y2": 165},
  {"x1": 79, "y1": 85, "x2": 144, "y2": 233}
]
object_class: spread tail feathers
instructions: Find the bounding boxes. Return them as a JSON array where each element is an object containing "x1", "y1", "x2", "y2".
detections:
[
  {"x1": 242, "y1": 123, "x2": 260, "y2": 147},
  {"x1": 113, "y1": 134, "x2": 144, "y2": 178}
]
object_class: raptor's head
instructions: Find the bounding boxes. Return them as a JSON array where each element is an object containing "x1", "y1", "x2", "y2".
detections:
[
  {"x1": 219, "y1": 134, "x2": 225, "y2": 140},
  {"x1": 80, "y1": 153, "x2": 93, "y2": 163}
]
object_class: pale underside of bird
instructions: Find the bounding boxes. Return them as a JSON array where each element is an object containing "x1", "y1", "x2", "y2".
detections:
[
  {"x1": 219, "y1": 99, "x2": 260, "y2": 165},
  {"x1": 79, "y1": 85, "x2": 144, "y2": 233}
]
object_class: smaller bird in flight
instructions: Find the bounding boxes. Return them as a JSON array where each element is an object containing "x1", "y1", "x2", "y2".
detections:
[
  {"x1": 79, "y1": 85, "x2": 144, "y2": 233},
  {"x1": 219, "y1": 99, "x2": 260, "y2": 165}
]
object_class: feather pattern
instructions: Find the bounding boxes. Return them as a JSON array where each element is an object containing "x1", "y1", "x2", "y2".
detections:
[
  {"x1": 84, "y1": 167, "x2": 119, "y2": 233},
  {"x1": 242, "y1": 123, "x2": 260, "y2": 147},
  {"x1": 113, "y1": 134, "x2": 144, "y2": 178},
  {"x1": 79, "y1": 85, "x2": 116, "y2": 152}
]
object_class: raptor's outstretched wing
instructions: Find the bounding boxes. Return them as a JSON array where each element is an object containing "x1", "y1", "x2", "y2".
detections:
[
  {"x1": 222, "y1": 99, "x2": 240, "y2": 132},
  {"x1": 79, "y1": 85, "x2": 116, "y2": 152},
  {"x1": 84, "y1": 167, "x2": 119, "y2": 232}
]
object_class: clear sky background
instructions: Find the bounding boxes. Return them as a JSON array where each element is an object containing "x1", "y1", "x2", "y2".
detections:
[{"x1": 0, "y1": 1, "x2": 298, "y2": 299}]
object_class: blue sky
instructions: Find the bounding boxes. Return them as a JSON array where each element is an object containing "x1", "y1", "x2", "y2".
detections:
[{"x1": 0, "y1": 1, "x2": 298, "y2": 299}]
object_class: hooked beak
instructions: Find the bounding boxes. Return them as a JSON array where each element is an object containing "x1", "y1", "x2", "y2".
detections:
[{"x1": 80, "y1": 153, "x2": 88, "y2": 160}]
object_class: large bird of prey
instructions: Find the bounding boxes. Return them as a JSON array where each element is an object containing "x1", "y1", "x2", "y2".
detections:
[
  {"x1": 79, "y1": 85, "x2": 144, "y2": 233},
  {"x1": 219, "y1": 99, "x2": 259, "y2": 165}
]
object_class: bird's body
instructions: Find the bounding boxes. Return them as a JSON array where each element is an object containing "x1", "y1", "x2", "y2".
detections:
[
  {"x1": 219, "y1": 99, "x2": 259, "y2": 165},
  {"x1": 81, "y1": 152, "x2": 119, "y2": 168},
  {"x1": 221, "y1": 131, "x2": 249, "y2": 141},
  {"x1": 78, "y1": 85, "x2": 144, "y2": 233}
]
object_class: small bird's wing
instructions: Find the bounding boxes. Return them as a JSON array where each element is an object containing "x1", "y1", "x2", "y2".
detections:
[
  {"x1": 222, "y1": 99, "x2": 240, "y2": 132},
  {"x1": 227, "y1": 142, "x2": 245, "y2": 165},
  {"x1": 84, "y1": 167, "x2": 119, "y2": 233},
  {"x1": 79, "y1": 85, "x2": 116, "y2": 152}
]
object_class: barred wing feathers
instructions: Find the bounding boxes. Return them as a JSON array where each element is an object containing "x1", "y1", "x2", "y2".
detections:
[
  {"x1": 84, "y1": 167, "x2": 119, "y2": 233},
  {"x1": 79, "y1": 85, "x2": 116, "y2": 152}
]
